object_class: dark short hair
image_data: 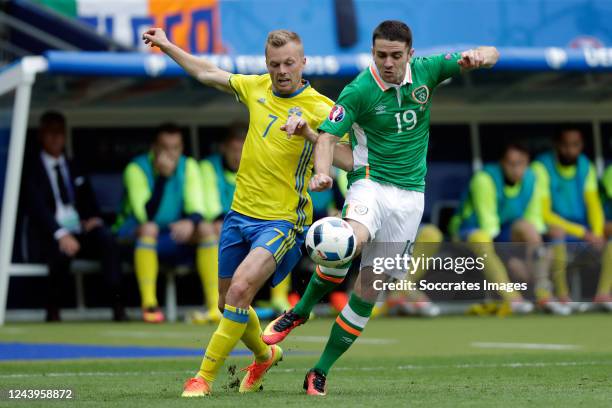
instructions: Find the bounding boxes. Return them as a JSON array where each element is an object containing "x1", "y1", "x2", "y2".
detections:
[
  {"x1": 554, "y1": 125, "x2": 583, "y2": 143},
  {"x1": 502, "y1": 142, "x2": 530, "y2": 159},
  {"x1": 372, "y1": 20, "x2": 412, "y2": 48},
  {"x1": 39, "y1": 111, "x2": 66, "y2": 128},
  {"x1": 154, "y1": 122, "x2": 182, "y2": 142},
  {"x1": 226, "y1": 121, "x2": 248, "y2": 142}
]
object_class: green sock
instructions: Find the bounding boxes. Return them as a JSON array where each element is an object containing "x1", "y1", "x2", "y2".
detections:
[
  {"x1": 313, "y1": 293, "x2": 374, "y2": 376},
  {"x1": 293, "y1": 264, "x2": 349, "y2": 318}
]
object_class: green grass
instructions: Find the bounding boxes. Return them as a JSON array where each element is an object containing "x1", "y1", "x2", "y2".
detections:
[{"x1": 1, "y1": 315, "x2": 612, "y2": 407}]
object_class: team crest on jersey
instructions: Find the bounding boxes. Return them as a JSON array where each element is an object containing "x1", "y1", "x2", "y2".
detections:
[
  {"x1": 288, "y1": 106, "x2": 302, "y2": 116},
  {"x1": 354, "y1": 204, "x2": 368, "y2": 215},
  {"x1": 412, "y1": 85, "x2": 430, "y2": 104},
  {"x1": 329, "y1": 105, "x2": 345, "y2": 122}
]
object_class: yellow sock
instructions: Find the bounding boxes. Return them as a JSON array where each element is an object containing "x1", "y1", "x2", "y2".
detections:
[
  {"x1": 197, "y1": 239, "x2": 219, "y2": 312},
  {"x1": 551, "y1": 243, "x2": 569, "y2": 298},
  {"x1": 241, "y1": 307, "x2": 271, "y2": 362},
  {"x1": 533, "y1": 246, "x2": 553, "y2": 301},
  {"x1": 468, "y1": 230, "x2": 520, "y2": 301},
  {"x1": 270, "y1": 274, "x2": 291, "y2": 309},
  {"x1": 198, "y1": 304, "x2": 249, "y2": 382},
  {"x1": 596, "y1": 242, "x2": 612, "y2": 296},
  {"x1": 403, "y1": 225, "x2": 443, "y2": 300},
  {"x1": 134, "y1": 236, "x2": 158, "y2": 308}
]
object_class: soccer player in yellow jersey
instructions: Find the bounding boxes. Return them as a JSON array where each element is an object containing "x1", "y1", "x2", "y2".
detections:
[{"x1": 142, "y1": 27, "x2": 350, "y2": 397}]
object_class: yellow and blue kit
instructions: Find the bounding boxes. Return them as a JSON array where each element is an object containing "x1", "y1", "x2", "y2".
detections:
[{"x1": 220, "y1": 74, "x2": 334, "y2": 285}]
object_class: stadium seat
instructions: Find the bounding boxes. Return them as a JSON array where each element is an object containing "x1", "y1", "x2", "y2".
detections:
[{"x1": 424, "y1": 161, "x2": 472, "y2": 224}]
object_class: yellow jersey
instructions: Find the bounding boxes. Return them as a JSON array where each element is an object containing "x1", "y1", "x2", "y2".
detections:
[{"x1": 228, "y1": 73, "x2": 334, "y2": 228}]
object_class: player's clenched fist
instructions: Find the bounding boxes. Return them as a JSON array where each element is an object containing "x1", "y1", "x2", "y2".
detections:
[
  {"x1": 458, "y1": 49, "x2": 484, "y2": 69},
  {"x1": 142, "y1": 28, "x2": 170, "y2": 49},
  {"x1": 309, "y1": 173, "x2": 333, "y2": 192}
]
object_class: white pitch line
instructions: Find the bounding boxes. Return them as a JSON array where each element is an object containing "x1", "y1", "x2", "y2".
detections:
[
  {"x1": 0, "y1": 370, "x2": 192, "y2": 379},
  {"x1": 1, "y1": 361, "x2": 609, "y2": 379},
  {"x1": 471, "y1": 342, "x2": 582, "y2": 351},
  {"x1": 0, "y1": 328, "x2": 26, "y2": 334}
]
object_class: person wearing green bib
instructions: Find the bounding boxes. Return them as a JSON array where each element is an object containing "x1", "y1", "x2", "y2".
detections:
[
  {"x1": 596, "y1": 164, "x2": 612, "y2": 308},
  {"x1": 532, "y1": 128, "x2": 611, "y2": 311},
  {"x1": 115, "y1": 123, "x2": 214, "y2": 323},
  {"x1": 448, "y1": 143, "x2": 568, "y2": 314}
]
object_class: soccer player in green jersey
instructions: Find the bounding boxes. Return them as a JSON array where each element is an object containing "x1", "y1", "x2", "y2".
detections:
[{"x1": 263, "y1": 20, "x2": 500, "y2": 395}]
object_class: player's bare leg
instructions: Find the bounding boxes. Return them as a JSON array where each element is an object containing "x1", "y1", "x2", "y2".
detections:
[
  {"x1": 183, "y1": 248, "x2": 283, "y2": 396},
  {"x1": 263, "y1": 220, "x2": 369, "y2": 345}
]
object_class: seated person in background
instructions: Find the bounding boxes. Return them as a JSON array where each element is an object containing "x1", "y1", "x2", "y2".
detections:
[
  {"x1": 603, "y1": 165, "x2": 612, "y2": 238},
  {"x1": 532, "y1": 127, "x2": 611, "y2": 311},
  {"x1": 24, "y1": 111, "x2": 125, "y2": 322},
  {"x1": 115, "y1": 123, "x2": 217, "y2": 323},
  {"x1": 384, "y1": 224, "x2": 444, "y2": 317},
  {"x1": 595, "y1": 164, "x2": 612, "y2": 308},
  {"x1": 447, "y1": 142, "x2": 550, "y2": 314}
]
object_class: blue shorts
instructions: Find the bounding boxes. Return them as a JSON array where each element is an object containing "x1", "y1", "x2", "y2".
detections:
[
  {"x1": 218, "y1": 210, "x2": 307, "y2": 287},
  {"x1": 116, "y1": 216, "x2": 195, "y2": 265}
]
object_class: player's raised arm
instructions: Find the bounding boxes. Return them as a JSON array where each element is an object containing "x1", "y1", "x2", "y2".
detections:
[
  {"x1": 458, "y1": 46, "x2": 500, "y2": 72},
  {"x1": 142, "y1": 28, "x2": 232, "y2": 93}
]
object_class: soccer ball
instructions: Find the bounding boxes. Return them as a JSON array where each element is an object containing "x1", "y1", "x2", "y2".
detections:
[{"x1": 305, "y1": 217, "x2": 356, "y2": 268}]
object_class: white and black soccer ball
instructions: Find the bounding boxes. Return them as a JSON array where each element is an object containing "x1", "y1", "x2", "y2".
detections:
[{"x1": 305, "y1": 217, "x2": 356, "y2": 268}]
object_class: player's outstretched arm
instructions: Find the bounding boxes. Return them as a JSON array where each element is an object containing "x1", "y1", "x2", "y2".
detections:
[
  {"x1": 282, "y1": 116, "x2": 352, "y2": 172},
  {"x1": 142, "y1": 28, "x2": 231, "y2": 93},
  {"x1": 458, "y1": 46, "x2": 499, "y2": 72}
]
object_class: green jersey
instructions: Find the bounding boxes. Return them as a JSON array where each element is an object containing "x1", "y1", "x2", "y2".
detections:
[{"x1": 319, "y1": 52, "x2": 462, "y2": 192}]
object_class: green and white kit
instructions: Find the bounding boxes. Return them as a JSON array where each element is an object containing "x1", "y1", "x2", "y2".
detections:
[{"x1": 320, "y1": 52, "x2": 462, "y2": 249}]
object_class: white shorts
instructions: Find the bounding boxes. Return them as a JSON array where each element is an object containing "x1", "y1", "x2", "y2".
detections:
[{"x1": 343, "y1": 178, "x2": 424, "y2": 278}]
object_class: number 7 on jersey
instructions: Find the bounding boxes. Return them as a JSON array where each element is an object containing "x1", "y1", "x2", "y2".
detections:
[{"x1": 263, "y1": 114, "x2": 279, "y2": 138}]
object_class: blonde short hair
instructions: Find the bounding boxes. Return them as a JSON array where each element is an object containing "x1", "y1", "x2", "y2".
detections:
[{"x1": 265, "y1": 30, "x2": 303, "y2": 56}]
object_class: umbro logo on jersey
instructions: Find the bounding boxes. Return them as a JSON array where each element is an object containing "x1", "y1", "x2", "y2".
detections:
[
  {"x1": 329, "y1": 105, "x2": 345, "y2": 122},
  {"x1": 375, "y1": 104, "x2": 386, "y2": 114}
]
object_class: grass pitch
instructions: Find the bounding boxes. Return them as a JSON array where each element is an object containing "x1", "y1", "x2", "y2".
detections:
[{"x1": 1, "y1": 314, "x2": 611, "y2": 407}]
